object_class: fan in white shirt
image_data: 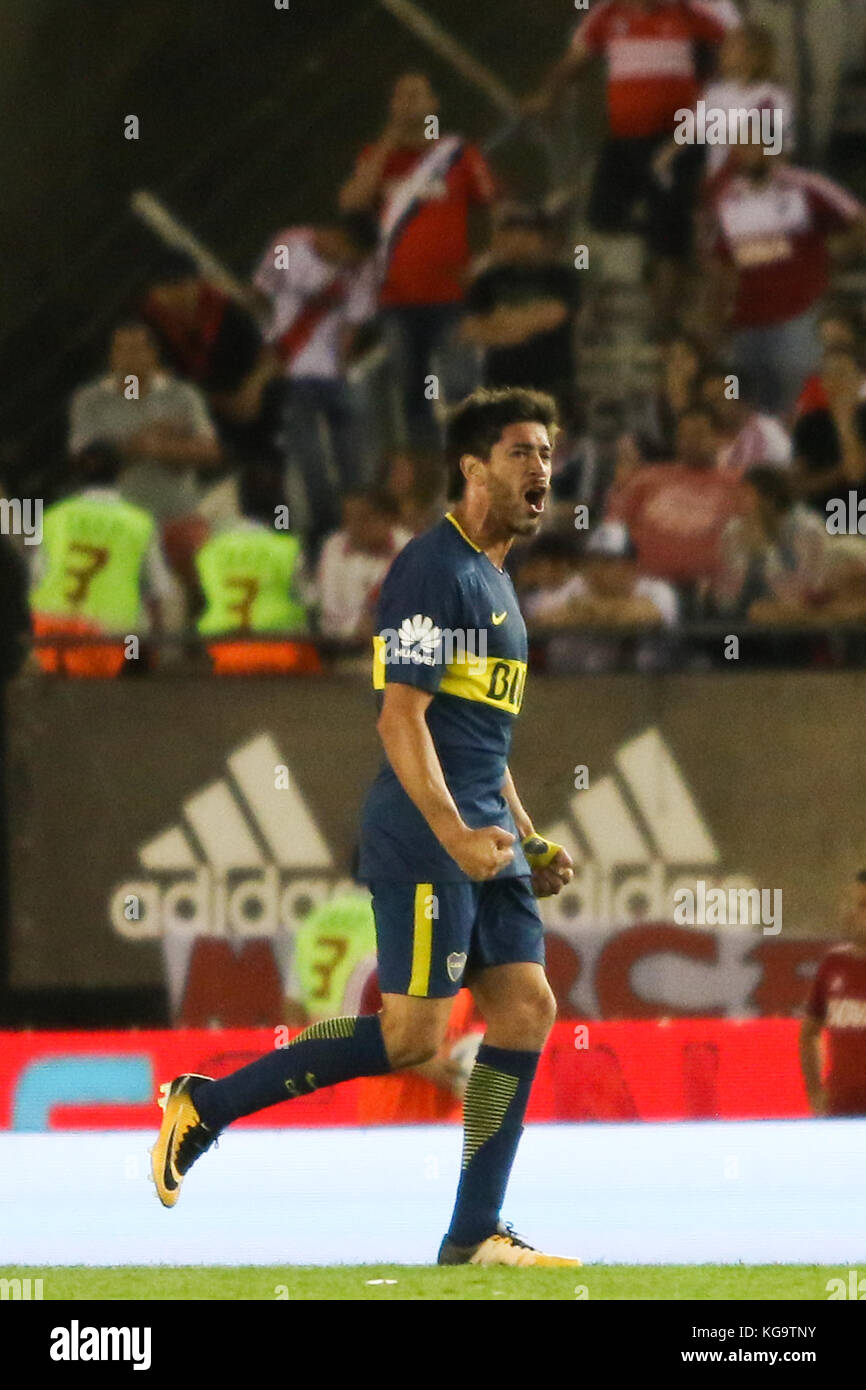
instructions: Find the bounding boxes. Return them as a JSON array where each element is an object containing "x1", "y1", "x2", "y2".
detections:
[
  {"x1": 700, "y1": 23, "x2": 795, "y2": 177},
  {"x1": 699, "y1": 367, "x2": 792, "y2": 476},
  {"x1": 656, "y1": 21, "x2": 794, "y2": 183},
  {"x1": 316, "y1": 491, "x2": 413, "y2": 640},
  {"x1": 253, "y1": 223, "x2": 379, "y2": 382},
  {"x1": 522, "y1": 523, "x2": 678, "y2": 674}
]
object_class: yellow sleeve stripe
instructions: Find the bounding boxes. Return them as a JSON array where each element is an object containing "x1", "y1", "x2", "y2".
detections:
[
  {"x1": 372, "y1": 643, "x2": 527, "y2": 716},
  {"x1": 439, "y1": 656, "x2": 526, "y2": 715},
  {"x1": 372, "y1": 634, "x2": 386, "y2": 690},
  {"x1": 408, "y1": 883, "x2": 434, "y2": 997}
]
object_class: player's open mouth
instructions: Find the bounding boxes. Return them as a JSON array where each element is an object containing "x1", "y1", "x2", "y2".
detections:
[{"x1": 524, "y1": 486, "x2": 547, "y2": 515}]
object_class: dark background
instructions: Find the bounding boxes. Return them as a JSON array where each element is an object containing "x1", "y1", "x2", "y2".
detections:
[{"x1": 0, "y1": 0, "x2": 571, "y2": 501}]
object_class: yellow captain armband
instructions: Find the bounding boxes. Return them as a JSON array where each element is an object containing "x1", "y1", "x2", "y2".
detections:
[{"x1": 521, "y1": 835, "x2": 564, "y2": 870}]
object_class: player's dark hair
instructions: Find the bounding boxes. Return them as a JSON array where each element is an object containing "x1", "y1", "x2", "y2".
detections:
[
  {"x1": 446, "y1": 388, "x2": 559, "y2": 500},
  {"x1": 337, "y1": 211, "x2": 380, "y2": 255},
  {"x1": 855, "y1": 869, "x2": 866, "y2": 885}
]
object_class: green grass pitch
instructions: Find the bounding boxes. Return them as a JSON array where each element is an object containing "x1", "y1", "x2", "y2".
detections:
[{"x1": 0, "y1": 1265, "x2": 848, "y2": 1300}]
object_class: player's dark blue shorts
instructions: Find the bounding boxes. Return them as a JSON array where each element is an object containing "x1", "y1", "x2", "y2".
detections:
[{"x1": 370, "y1": 875, "x2": 545, "y2": 998}]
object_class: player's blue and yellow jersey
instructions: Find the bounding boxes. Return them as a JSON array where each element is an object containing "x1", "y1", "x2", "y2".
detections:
[{"x1": 358, "y1": 512, "x2": 531, "y2": 883}]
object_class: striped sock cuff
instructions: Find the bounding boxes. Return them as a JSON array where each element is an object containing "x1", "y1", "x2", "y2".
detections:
[
  {"x1": 290, "y1": 1016, "x2": 357, "y2": 1043},
  {"x1": 448, "y1": 1044, "x2": 541, "y2": 1246},
  {"x1": 461, "y1": 1063, "x2": 520, "y2": 1169}
]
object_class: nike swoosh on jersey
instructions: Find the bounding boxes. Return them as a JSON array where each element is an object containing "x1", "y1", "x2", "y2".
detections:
[{"x1": 492, "y1": 611, "x2": 508, "y2": 625}]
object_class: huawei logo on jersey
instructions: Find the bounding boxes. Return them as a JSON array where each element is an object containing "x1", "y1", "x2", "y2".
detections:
[{"x1": 397, "y1": 614, "x2": 442, "y2": 666}]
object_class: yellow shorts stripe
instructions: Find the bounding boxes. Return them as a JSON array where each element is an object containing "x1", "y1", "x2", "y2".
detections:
[{"x1": 408, "y1": 882, "x2": 434, "y2": 997}]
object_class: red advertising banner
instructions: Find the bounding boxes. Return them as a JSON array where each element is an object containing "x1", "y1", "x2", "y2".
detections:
[
  {"x1": 0, "y1": 1020, "x2": 810, "y2": 1131},
  {"x1": 164, "y1": 927, "x2": 827, "y2": 1027}
]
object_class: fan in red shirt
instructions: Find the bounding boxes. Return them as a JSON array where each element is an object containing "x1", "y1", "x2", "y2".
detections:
[
  {"x1": 340, "y1": 72, "x2": 497, "y2": 449},
  {"x1": 570, "y1": 0, "x2": 733, "y2": 141},
  {"x1": 140, "y1": 254, "x2": 285, "y2": 521},
  {"x1": 704, "y1": 141, "x2": 866, "y2": 415},
  {"x1": 527, "y1": 0, "x2": 737, "y2": 332},
  {"x1": 794, "y1": 314, "x2": 863, "y2": 418},
  {"x1": 801, "y1": 871, "x2": 866, "y2": 1117},
  {"x1": 606, "y1": 405, "x2": 745, "y2": 587}
]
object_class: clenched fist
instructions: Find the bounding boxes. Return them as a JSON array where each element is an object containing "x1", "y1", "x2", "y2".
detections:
[
  {"x1": 444, "y1": 825, "x2": 515, "y2": 881},
  {"x1": 530, "y1": 846, "x2": 574, "y2": 899}
]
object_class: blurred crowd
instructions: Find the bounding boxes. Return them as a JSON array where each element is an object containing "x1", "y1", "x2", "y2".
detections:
[{"x1": 6, "y1": 0, "x2": 866, "y2": 678}]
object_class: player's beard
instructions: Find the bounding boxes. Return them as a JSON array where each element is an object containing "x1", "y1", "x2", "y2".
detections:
[{"x1": 486, "y1": 472, "x2": 544, "y2": 539}]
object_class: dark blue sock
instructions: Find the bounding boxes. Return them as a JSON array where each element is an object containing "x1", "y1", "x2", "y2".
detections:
[
  {"x1": 192, "y1": 1015, "x2": 391, "y2": 1131},
  {"x1": 447, "y1": 1043, "x2": 540, "y2": 1247}
]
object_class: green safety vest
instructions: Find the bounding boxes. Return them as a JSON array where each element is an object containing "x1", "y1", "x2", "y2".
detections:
[
  {"x1": 196, "y1": 529, "x2": 308, "y2": 635},
  {"x1": 31, "y1": 495, "x2": 154, "y2": 629},
  {"x1": 293, "y1": 894, "x2": 377, "y2": 1019}
]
